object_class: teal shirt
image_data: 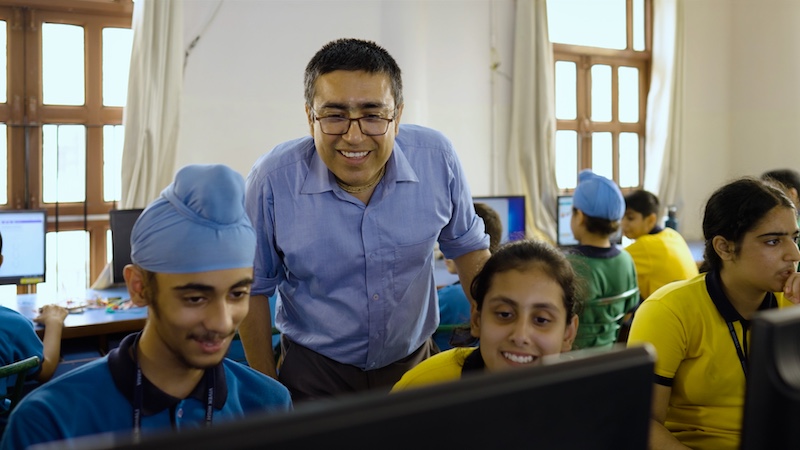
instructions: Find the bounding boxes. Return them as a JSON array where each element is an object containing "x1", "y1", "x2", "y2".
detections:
[{"x1": 566, "y1": 245, "x2": 639, "y2": 349}]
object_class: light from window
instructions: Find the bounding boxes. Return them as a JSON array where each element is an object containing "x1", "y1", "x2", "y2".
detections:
[
  {"x1": 42, "y1": 23, "x2": 85, "y2": 106},
  {"x1": 591, "y1": 65, "x2": 612, "y2": 122},
  {"x1": 547, "y1": 0, "x2": 626, "y2": 50},
  {"x1": 0, "y1": 124, "x2": 6, "y2": 205},
  {"x1": 556, "y1": 130, "x2": 578, "y2": 189},
  {"x1": 619, "y1": 132, "x2": 640, "y2": 187},
  {"x1": 619, "y1": 67, "x2": 639, "y2": 122},
  {"x1": 633, "y1": 0, "x2": 645, "y2": 51},
  {"x1": 38, "y1": 230, "x2": 90, "y2": 300},
  {"x1": 0, "y1": 20, "x2": 6, "y2": 104},
  {"x1": 555, "y1": 61, "x2": 577, "y2": 120},
  {"x1": 103, "y1": 125, "x2": 124, "y2": 202},
  {"x1": 42, "y1": 125, "x2": 87, "y2": 203},
  {"x1": 592, "y1": 132, "x2": 613, "y2": 179},
  {"x1": 103, "y1": 27, "x2": 133, "y2": 107}
]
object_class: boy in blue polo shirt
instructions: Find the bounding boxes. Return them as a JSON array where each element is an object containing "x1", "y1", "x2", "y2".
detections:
[{"x1": 1, "y1": 164, "x2": 292, "y2": 450}]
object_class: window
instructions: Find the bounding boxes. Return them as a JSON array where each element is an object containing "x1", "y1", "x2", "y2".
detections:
[
  {"x1": 547, "y1": 0, "x2": 652, "y2": 191},
  {"x1": 0, "y1": 0, "x2": 133, "y2": 295}
]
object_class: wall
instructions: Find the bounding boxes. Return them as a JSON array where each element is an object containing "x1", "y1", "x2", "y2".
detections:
[
  {"x1": 178, "y1": 0, "x2": 496, "y2": 196},
  {"x1": 178, "y1": 0, "x2": 800, "y2": 243}
]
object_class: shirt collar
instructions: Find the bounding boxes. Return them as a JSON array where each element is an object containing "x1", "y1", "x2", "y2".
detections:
[
  {"x1": 571, "y1": 245, "x2": 622, "y2": 259},
  {"x1": 705, "y1": 269, "x2": 777, "y2": 325},
  {"x1": 107, "y1": 332, "x2": 227, "y2": 416}
]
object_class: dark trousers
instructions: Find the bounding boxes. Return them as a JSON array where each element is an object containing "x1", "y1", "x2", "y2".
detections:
[{"x1": 277, "y1": 335, "x2": 437, "y2": 403}]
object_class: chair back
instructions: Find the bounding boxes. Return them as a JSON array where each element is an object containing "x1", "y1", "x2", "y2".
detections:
[
  {"x1": 1, "y1": 355, "x2": 40, "y2": 415},
  {"x1": 579, "y1": 287, "x2": 640, "y2": 346}
]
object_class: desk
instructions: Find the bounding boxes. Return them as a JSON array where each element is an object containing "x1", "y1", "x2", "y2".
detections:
[{"x1": 0, "y1": 286, "x2": 148, "y2": 341}]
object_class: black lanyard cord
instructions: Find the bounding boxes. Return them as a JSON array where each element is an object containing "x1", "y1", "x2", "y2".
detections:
[
  {"x1": 132, "y1": 335, "x2": 214, "y2": 440},
  {"x1": 727, "y1": 321, "x2": 748, "y2": 378}
]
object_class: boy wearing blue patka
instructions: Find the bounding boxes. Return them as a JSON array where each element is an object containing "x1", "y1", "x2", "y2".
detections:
[{"x1": 1, "y1": 164, "x2": 292, "y2": 450}]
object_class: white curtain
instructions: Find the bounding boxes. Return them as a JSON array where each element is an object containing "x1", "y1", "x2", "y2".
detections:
[
  {"x1": 505, "y1": 0, "x2": 558, "y2": 243},
  {"x1": 120, "y1": 0, "x2": 183, "y2": 209},
  {"x1": 643, "y1": 0, "x2": 684, "y2": 214}
]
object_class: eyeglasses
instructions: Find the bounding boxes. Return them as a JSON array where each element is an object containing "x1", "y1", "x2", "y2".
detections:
[{"x1": 311, "y1": 110, "x2": 397, "y2": 136}]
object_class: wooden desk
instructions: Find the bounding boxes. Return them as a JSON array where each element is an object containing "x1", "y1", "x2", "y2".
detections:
[{"x1": 0, "y1": 286, "x2": 148, "y2": 341}]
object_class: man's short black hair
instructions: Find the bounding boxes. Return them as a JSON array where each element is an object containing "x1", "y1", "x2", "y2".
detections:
[{"x1": 624, "y1": 189, "x2": 660, "y2": 217}]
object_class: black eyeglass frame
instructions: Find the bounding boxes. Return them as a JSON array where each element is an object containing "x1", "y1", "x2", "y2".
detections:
[{"x1": 310, "y1": 109, "x2": 398, "y2": 136}]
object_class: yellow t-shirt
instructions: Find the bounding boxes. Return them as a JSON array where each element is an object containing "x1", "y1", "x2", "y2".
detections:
[
  {"x1": 624, "y1": 227, "x2": 699, "y2": 299},
  {"x1": 391, "y1": 347, "x2": 476, "y2": 392},
  {"x1": 628, "y1": 272, "x2": 794, "y2": 450}
]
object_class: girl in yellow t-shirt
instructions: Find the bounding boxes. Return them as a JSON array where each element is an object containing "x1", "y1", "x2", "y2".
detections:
[
  {"x1": 628, "y1": 177, "x2": 800, "y2": 450},
  {"x1": 392, "y1": 239, "x2": 583, "y2": 391}
]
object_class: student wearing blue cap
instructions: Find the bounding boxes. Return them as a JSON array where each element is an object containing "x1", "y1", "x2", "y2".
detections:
[
  {"x1": 565, "y1": 169, "x2": 638, "y2": 349},
  {"x1": 1, "y1": 164, "x2": 292, "y2": 450}
]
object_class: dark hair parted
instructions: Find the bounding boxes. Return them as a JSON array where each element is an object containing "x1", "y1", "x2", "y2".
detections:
[
  {"x1": 304, "y1": 38, "x2": 404, "y2": 108},
  {"x1": 474, "y1": 202, "x2": 503, "y2": 254},
  {"x1": 624, "y1": 189, "x2": 660, "y2": 218},
  {"x1": 700, "y1": 177, "x2": 795, "y2": 273},
  {"x1": 470, "y1": 239, "x2": 584, "y2": 323}
]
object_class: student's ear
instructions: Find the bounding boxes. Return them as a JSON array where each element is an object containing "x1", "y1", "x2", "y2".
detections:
[
  {"x1": 562, "y1": 315, "x2": 579, "y2": 352},
  {"x1": 305, "y1": 104, "x2": 315, "y2": 136},
  {"x1": 644, "y1": 212, "x2": 659, "y2": 230},
  {"x1": 469, "y1": 304, "x2": 481, "y2": 339},
  {"x1": 712, "y1": 236, "x2": 735, "y2": 261},
  {"x1": 124, "y1": 265, "x2": 150, "y2": 307}
]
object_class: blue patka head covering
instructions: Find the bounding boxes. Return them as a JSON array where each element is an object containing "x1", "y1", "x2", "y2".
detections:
[
  {"x1": 573, "y1": 169, "x2": 625, "y2": 221},
  {"x1": 130, "y1": 164, "x2": 256, "y2": 273}
]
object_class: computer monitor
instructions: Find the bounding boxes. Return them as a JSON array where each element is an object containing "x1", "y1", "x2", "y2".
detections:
[
  {"x1": 472, "y1": 195, "x2": 526, "y2": 243},
  {"x1": 740, "y1": 306, "x2": 800, "y2": 449},
  {"x1": 0, "y1": 209, "x2": 47, "y2": 285},
  {"x1": 72, "y1": 345, "x2": 656, "y2": 450},
  {"x1": 109, "y1": 209, "x2": 143, "y2": 285},
  {"x1": 556, "y1": 194, "x2": 623, "y2": 247}
]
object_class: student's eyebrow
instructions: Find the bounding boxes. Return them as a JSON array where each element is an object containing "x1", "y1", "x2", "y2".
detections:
[
  {"x1": 756, "y1": 231, "x2": 796, "y2": 239},
  {"x1": 488, "y1": 296, "x2": 560, "y2": 313},
  {"x1": 172, "y1": 278, "x2": 254, "y2": 293}
]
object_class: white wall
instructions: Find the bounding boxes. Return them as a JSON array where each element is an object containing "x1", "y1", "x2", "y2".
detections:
[
  {"x1": 178, "y1": 0, "x2": 496, "y2": 196},
  {"x1": 178, "y1": 0, "x2": 800, "y2": 243}
]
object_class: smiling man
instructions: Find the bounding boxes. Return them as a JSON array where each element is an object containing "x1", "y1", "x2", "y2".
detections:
[
  {"x1": 241, "y1": 38, "x2": 491, "y2": 401},
  {"x1": 1, "y1": 164, "x2": 292, "y2": 450}
]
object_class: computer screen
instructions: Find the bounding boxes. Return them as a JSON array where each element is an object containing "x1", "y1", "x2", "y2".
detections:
[
  {"x1": 73, "y1": 345, "x2": 656, "y2": 450},
  {"x1": 556, "y1": 194, "x2": 623, "y2": 247},
  {"x1": 472, "y1": 195, "x2": 526, "y2": 243},
  {"x1": 740, "y1": 306, "x2": 800, "y2": 449},
  {"x1": 109, "y1": 209, "x2": 143, "y2": 285},
  {"x1": 0, "y1": 209, "x2": 47, "y2": 285}
]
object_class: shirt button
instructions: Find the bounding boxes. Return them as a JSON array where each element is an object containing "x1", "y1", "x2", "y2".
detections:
[
  {"x1": 176, "y1": 408, "x2": 183, "y2": 418},
  {"x1": 372, "y1": 294, "x2": 379, "y2": 300}
]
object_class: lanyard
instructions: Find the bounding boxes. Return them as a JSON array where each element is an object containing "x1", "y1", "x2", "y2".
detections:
[
  {"x1": 726, "y1": 320, "x2": 748, "y2": 378},
  {"x1": 131, "y1": 335, "x2": 215, "y2": 442}
]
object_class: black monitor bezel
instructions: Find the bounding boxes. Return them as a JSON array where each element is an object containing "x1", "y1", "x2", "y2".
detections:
[
  {"x1": 73, "y1": 345, "x2": 656, "y2": 450},
  {"x1": 109, "y1": 208, "x2": 144, "y2": 285}
]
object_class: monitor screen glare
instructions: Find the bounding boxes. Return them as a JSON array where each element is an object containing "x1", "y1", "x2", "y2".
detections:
[
  {"x1": 472, "y1": 195, "x2": 526, "y2": 243},
  {"x1": 0, "y1": 209, "x2": 47, "y2": 285}
]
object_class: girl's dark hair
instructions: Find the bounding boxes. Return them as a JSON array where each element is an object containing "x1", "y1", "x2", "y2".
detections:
[
  {"x1": 700, "y1": 177, "x2": 795, "y2": 272},
  {"x1": 470, "y1": 239, "x2": 584, "y2": 322},
  {"x1": 304, "y1": 38, "x2": 403, "y2": 108}
]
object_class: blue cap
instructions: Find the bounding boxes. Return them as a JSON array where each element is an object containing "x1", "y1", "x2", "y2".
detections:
[
  {"x1": 130, "y1": 164, "x2": 256, "y2": 273},
  {"x1": 573, "y1": 169, "x2": 625, "y2": 221}
]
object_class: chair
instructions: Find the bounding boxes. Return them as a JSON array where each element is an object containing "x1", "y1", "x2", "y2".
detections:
[
  {"x1": 1, "y1": 355, "x2": 40, "y2": 415},
  {"x1": 579, "y1": 287, "x2": 640, "y2": 347}
]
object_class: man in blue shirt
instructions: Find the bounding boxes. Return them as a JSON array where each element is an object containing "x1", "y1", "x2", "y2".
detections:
[
  {"x1": 1, "y1": 164, "x2": 292, "y2": 450},
  {"x1": 241, "y1": 38, "x2": 491, "y2": 401}
]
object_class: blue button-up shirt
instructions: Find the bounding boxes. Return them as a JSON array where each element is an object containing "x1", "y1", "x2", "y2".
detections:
[{"x1": 245, "y1": 124, "x2": 488, "y2": 369}]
